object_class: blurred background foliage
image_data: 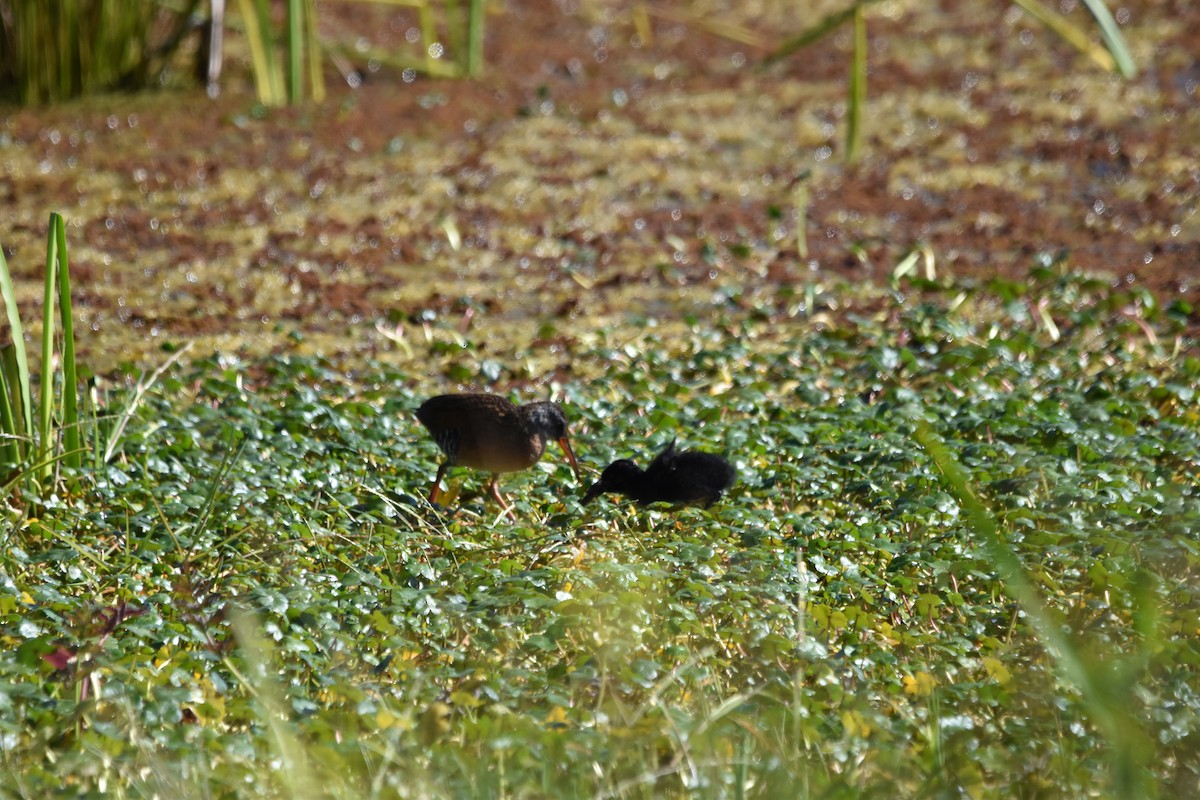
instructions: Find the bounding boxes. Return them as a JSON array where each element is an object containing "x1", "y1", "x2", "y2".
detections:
[
  {"x1": 0, "y1": 0, "x2": 202, "y2": 104},
  {"x1": 0, "y1": 0, "x2": 1132, "y2": 125},
  {"x1": 0, "y1": 0, "x2": 487, "y2": 106}
]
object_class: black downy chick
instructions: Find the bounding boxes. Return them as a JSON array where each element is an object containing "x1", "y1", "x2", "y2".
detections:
[{"x1": 582, "y1": 439, "x2": 735, "y2": 508}]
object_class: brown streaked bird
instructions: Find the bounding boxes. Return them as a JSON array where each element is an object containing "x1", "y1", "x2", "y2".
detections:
[
  {"x1": 416, "y1": 393, "x2": 581, "y2": 513},
  {"x1": 582, "y1": 439, "x2": 735, "y2": 509}
]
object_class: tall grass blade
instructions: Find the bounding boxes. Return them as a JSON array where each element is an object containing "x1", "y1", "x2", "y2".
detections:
[
  {"x1": 1, "y1": 213, "x2": 85, "y2": 495},
  {"x1": 637, "y1": 5, "x2": 763, "y2": 47},
  {"x1": 794, "y1": 181, "x2": 808, "y2": 260},
  {"x1": 86, "y1": 384, "x2": 103, "y2": 472},
  {"x1": 1010, "y1": 0, "x2": 1125, "y2": 75},
  {"x1": 913, "y1": 421, "x2": 1153, "y2": 799},
  {"x1": 846, "y1": 6, "x2": 866, "y2": 163},
  {"x1": 236, "y1": 0, "x2": 284, "y2": 105},
  {"x1": 785, "y1": 169, "x2": 812, "y2": 261},
  {"x1": 764, "y1": 0, "x2": 885, "y2": 64},
  {"x1": 287, "y1": 0, "x2": 304, "y2": 102},
  {"x1": 419, "y1": 2, "x2": 439, "y2": 76},
  {"x1": 37, "y1": 216, "x2": 60, "y2": 488},
  {"x1": 305, "y1": 0, "x2": 326, "y2": 102},
  {"x1": 466, "y1": 0, "x2": 485, "y2": 76},
  {"x1": 259, "y1": 0, "x2": 287, "y2": 102},
  {"x1": 914, "y1": 421, "x2": 1099, "y2": 690},
  {"x1": 227, "y1": 609, "x2": 320, "y2": 800},
  {"x1": 53, "y1": 214, "x2": 81, "y2": 471},
  {"x1": 102, "y1": 342, "x2": 194, "y2": 464},
  {"x1": 1080, "y1": 0, "x2": 1136, "y2": 77},
  {"x1": 0, "y1": 245, "x2": 33, "y2": 452},
  {"x1": 0, "y1": 250, "x2": 33, "y2": 474},
  {"x1": 0, "y1": 347, "x2": 22, "y2": 472}
]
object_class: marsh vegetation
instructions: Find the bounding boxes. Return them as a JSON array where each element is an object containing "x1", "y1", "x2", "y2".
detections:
[{"x1": 0, "y1": 0, "x2": 1197, "y2": 796}]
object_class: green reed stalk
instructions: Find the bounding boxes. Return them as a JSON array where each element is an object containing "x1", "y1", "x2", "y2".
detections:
[
  {"x1": 36, "y1": 219, "x2": 60, "y2": 488},
  {"x1": 1080, "y1": 0, "x2": 1135, "y2": 77},
  {"x1": 306, "y1": 0, "x2": 326, "y2": 102},
  {"x1": 236, "y1": 0, "x2": 284, "y2": 104},
  {"x1": 55, "y1": 216, "x2": 81, "y2": 471},
  {"x1": 846, "y1": 6, "x2": 866, "y2": 163},
  {"x1": 0, "y1": 251, "x2": 33, "y2": 471},
  {"x1": 466, "y1": 0, "x2": 485, "y2": 76},
  {"x1": 0, "y1": 213, "x2": 81, "y2": 495},
  {"x1": 287, "y1": 0, "x2": 304, "y2": 103}
]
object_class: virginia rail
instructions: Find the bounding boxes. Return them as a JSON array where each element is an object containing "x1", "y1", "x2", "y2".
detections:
[
  {"x1": 582, "y1": 439, "x2": 735, "y2": 508},
  {"x1": 416, "y1": 393, "x2": 581, "y2": 513}
]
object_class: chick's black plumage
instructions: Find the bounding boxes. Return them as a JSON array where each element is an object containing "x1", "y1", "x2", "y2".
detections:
[{"x1": 582, "y1": 439, "x2": 735, "y2": 508}]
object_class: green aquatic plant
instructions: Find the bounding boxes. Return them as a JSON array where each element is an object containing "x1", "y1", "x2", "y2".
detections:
[
  {"x1": 1, "y1": 263, "x2": 1194, "y2": 796},
  {"x1": 0, "y1": 212, "x2": 81, "y2": 496},
  {"x1": 0, "y1": 214, "x2": 187, "y2": 506}
]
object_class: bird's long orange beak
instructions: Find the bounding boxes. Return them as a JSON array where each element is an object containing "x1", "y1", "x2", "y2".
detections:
[{"x1": 557, "y1": 436, "x2": 581, "y2": 482}]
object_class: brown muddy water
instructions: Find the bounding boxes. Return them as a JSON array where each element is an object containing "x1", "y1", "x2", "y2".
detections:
[{"x1": 1, "y1": 0, "x2": 1197, "y2": 377}]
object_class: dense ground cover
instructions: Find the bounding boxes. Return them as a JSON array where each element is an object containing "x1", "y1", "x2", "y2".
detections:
[
  {"x1": 2, "y1": 266, "x2": 1196, "y2": 797},
  {"x1": 2, "y1": 0, "x2": 1199, "y2": 795},
  {"x1": 2, "y1": 0, "x2": 1198, "y2": 375}
]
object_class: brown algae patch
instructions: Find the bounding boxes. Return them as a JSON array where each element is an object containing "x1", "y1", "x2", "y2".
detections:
[{"x1": 1, "y1": 0, "x2": 1198, "y2": 376}]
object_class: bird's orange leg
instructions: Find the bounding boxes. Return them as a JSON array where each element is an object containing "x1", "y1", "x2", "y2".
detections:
[
  {"x1": 486, "y1": 475, "x2": 516, "y2": 519},
  {"x1": 429, "y1": 462, "x2": 450, "y2": 504}
]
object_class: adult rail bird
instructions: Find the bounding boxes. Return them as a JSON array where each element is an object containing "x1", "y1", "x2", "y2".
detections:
[
  {"x1": 416, "y1": 393, "x2": 581, "y2": 513},
  {"x1": 582, "y1": 439, "x2": 734, "y2": 508}
]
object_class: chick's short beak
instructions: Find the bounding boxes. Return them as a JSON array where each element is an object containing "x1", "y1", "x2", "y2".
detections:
[{"x1": 581, "y1": 479, "x2": 604, "y2": 504}]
